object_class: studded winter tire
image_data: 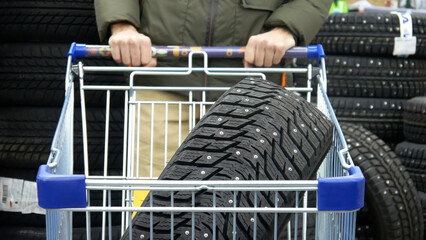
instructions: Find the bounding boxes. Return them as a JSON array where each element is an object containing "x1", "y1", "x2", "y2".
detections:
[
  {"x1": 0, "y1": 225, "x2": 121, "y2": 240},
  {"x1": 330, "y1": 97, "x2": 405, "y2": 142},
  {"x1": 0, "y1": 107, "x2": 124, "y2": 170},
  {"x1": 395, "y1": 141, "x2": 426, "y2": 192},
  {"x1": 0, "y1": 43, "x2": 124, "y2": 107},
  {"x1": 403, "y1": 96, "x2": 426, "y2": 144},
  {"x1": 122, "y1": 78, "x2": 333, "y2": 239},
  {"x1": 295, "y1": 56, "x2": 426, "y2": 99},
  {"x1": 419, "y1": 191, "x2": 426, "y2": 233},
  {"x1": 312, "y1": 12, "x2": 426, "y2": 57},
  {"x1": 0, "y1": 0, "x2": 99, "y2": 43},
  {"x1": 341, "y1": 123, "x2": 424, "y2": 240}
]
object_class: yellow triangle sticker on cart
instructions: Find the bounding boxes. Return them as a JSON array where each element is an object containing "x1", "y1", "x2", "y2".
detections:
[{"x1": 132, "y1": 190, "x2": 149, "y2": 218}]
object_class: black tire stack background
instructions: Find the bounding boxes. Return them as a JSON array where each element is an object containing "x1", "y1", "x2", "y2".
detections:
[
  {"x1": 0, "y1": 1, "x2": 123, "y2": 239},
  {"x1": 297, "y1": 12, "x2": 426, "y2": 145},
  {"x1": 300, "y1": 12, "x2": 425, "y2": 239},
  {"x1": 394, "y1": 96, "x2": 426, "y2": 232}
]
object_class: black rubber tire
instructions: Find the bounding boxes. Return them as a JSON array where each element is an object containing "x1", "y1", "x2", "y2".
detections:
[
  {"x1": 277, "y1": 214, "x2": 316, "y2": 240},
  {"x1": 295, "y1": 56, "x2": 426, "y2": 99},
  {"x1": 0, "y1": 0, "x2": 99, "y2": 43},
  {"x1": 0, "y1": 136, "x2": 124, "y2": 172},
  {"x1": 0, "y1": 226, "x2": 46, "y2": 240},
  {"x1": 312, "y1": 12, "x2": 426, "y2": 57},
  {"x1": 0, "y1": 205, "x2": 122, "y2": 228},
  {"x1": 341, "y1": 123, "x2": 424, "y2": 240},
  {"x1": 0, "y1": 168, "x2": 122, "y2": 187},
  {"x1": 291, "y1": 70, "x2": 318, "y2": 96},
  {"x1": 355, "y1": 224, "x2": 374, "y2": 240},
  {"x1": 278, "y1": 192, "x2": 317, "y2": 240},
  {"x1": 0, "y1": 212, "x2": 45, "y2": 228},
  {"x1": 403, "y1": 96, "x2": 426, "y2": 144},
  {"x1": 0, "y1": 107, "x2": 124, "y2": 137},
  {"x1": 330, "y1": 97, "x2": 405, "y2": 142},
  {"x1": 123, "y1": 78, "x2": 333, "y2": 240},
  {"x1": 0, "y1": 43, "x2": 124, "y2": 107},
  {"x1": 307, "y1": 56, "x2": 426, "y2": 98},
  {"x1": 0, "y1": 225, "x2": 121, "y2": 240},
  {"x1": 0, "y1": 107, "x2": 124, "y2": 170},
  {"x1": 419, "y1": 191, "x2": 426, "y2": 233},
  {"x1": 395, "y1": 141, "x2": 426, "y2": 192}
]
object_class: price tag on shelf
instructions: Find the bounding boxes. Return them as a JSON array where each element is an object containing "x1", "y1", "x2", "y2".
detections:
[
  {"x1": 391, "y1": 11, "x2": 417, "y2": 57},
  {"x1": 0, "y1": 177, "x2": 45, "y2": 215}
]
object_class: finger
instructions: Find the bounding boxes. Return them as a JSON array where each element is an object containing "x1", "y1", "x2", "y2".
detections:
[
  {"x1": 243, "y1": 60, "x2": 253, "y2": 68},
  {"x1": 109, "y1": 38, "x2": 122, "y2": 64},
  {"x1": 244, "y1": 37, "x2": 255, "y2": 68},
  {"x1": 130, "y1": 39, "x2": 141, "y2": 66},
  {"x1": 145, "y1": 58, "x2": 157, "y2": 67},
  {"x1": 263, "y1": 45, "x2": 275, "y2": 67},
  {"x1": 141, "y1": 37, "x2": 153, "y2": 66},
  {"x1": 273, "y1": 44, "x2": 286, "y2": 65},
  {"x1": 254, "y1": 39, "x2": 266, "y2": 67},
  {"x1": 120, "y1": 41, "x2": 131, "y2": 66}
]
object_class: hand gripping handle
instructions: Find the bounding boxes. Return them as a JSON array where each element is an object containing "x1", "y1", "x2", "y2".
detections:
[{"x1": 67, "y1": 42, "x2": 325, "y2": 63}]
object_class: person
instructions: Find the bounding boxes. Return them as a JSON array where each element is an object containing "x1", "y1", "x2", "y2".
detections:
[{"x1": 94, "y1": 0, "x2": 332, "y2": 178}]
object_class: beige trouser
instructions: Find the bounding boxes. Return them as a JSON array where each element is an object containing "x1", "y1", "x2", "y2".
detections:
[{"x1": 134, "y1": 90, "x2": 209, "y2": 178}]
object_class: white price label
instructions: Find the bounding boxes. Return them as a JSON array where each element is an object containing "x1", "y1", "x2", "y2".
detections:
[
  {"x1": 0, "y1": 177, "x2": 45, "y2": 215},
  {"x1": 391, "y1": 11, "x2": 417, "y2": 57},
  {"x1": 393, "y1": 36, "x2": 417, "y2": 56}
]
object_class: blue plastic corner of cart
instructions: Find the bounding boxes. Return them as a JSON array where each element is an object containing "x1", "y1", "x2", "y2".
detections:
[
  {"x1": 67, "y1": 42, "x2": 86, "y2": 63},
  {"x1": 317, "y1": 166, "x2": 365, "y2": 211},
  {"x1": 36, "y1": 165, "x2": 86, "y2": 209},
  {"x1": 307, "y1": 44, "x2": 326, "y2": 64}
]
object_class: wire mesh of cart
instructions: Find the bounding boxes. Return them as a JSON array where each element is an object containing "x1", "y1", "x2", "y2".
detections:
[{"x1": 37, "y1": 43, "x2": 365, "y2": 240}]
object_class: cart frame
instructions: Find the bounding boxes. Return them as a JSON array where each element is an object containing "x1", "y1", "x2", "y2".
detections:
[{"x1": 37, "y1": 43, "x2": 364, "y2": 240}]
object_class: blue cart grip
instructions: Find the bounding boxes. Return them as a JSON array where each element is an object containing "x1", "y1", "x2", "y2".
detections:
[
  {"x1": 317, "y1": 166, "x2": 365, "y2": 211},
  {"x1": 308, "y1": 44, "x2": 326, "y2": 65},
  {"x1": 37, "y1": 165, "x2": 86, "y2": 209},
  {"x1": 68, "y1": 42, "x2": 325, "y2": 63},
  {"x1": 67, "y1": 42, "x2": 86, "y2": 63},
  {"x1": 282, "y1": 44, "x2": 325, "y2": 64}
]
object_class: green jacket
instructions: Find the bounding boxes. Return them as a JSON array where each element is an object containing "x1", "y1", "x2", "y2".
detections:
[{"x1": 95, "y1": 0, "x2": 332, "y2": 97}]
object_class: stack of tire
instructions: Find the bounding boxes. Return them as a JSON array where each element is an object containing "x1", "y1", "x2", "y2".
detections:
[
  {"x1": 395, "y1": 96, "x2": 426, "y2": 231},
  {"x1": 0, "y1": 1, "x2": 123, "y2": 239},
  {"x1": 310, "y1": 12, "x2": 426, "y2": 146},
  {"x1": 340, "y1": 123, "x2": 424, "y2": 240},
  {"x1": 301, "y1": 12, "x2": 426, "y2": 239}
]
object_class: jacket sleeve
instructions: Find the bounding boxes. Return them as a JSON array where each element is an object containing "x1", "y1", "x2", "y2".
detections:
[
  {"x1": 265, "y1": 0, "x2": 333, "y2": 46},
  {"x1": 94, "y1": 0, "x2": 141, "y2": 43}
]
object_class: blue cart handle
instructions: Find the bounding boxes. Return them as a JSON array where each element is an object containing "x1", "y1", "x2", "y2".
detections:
[
  {"x1": 36, "y1": 164, "x2": 364, "y2": 210},
  {"x1": 37, "y1": 165, "x2": 86, "y2": 209},
  {"x1": 317, "y1": 166, "x2": 365, "y2": 211},
  {"x1": 67, "y1": 42, "x2": 325, "y2": 64}
]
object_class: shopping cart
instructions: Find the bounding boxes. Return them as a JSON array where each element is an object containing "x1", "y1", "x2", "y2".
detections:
[{"x1": 37, "y1": 43, "x2": 365, "y2": 240}]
